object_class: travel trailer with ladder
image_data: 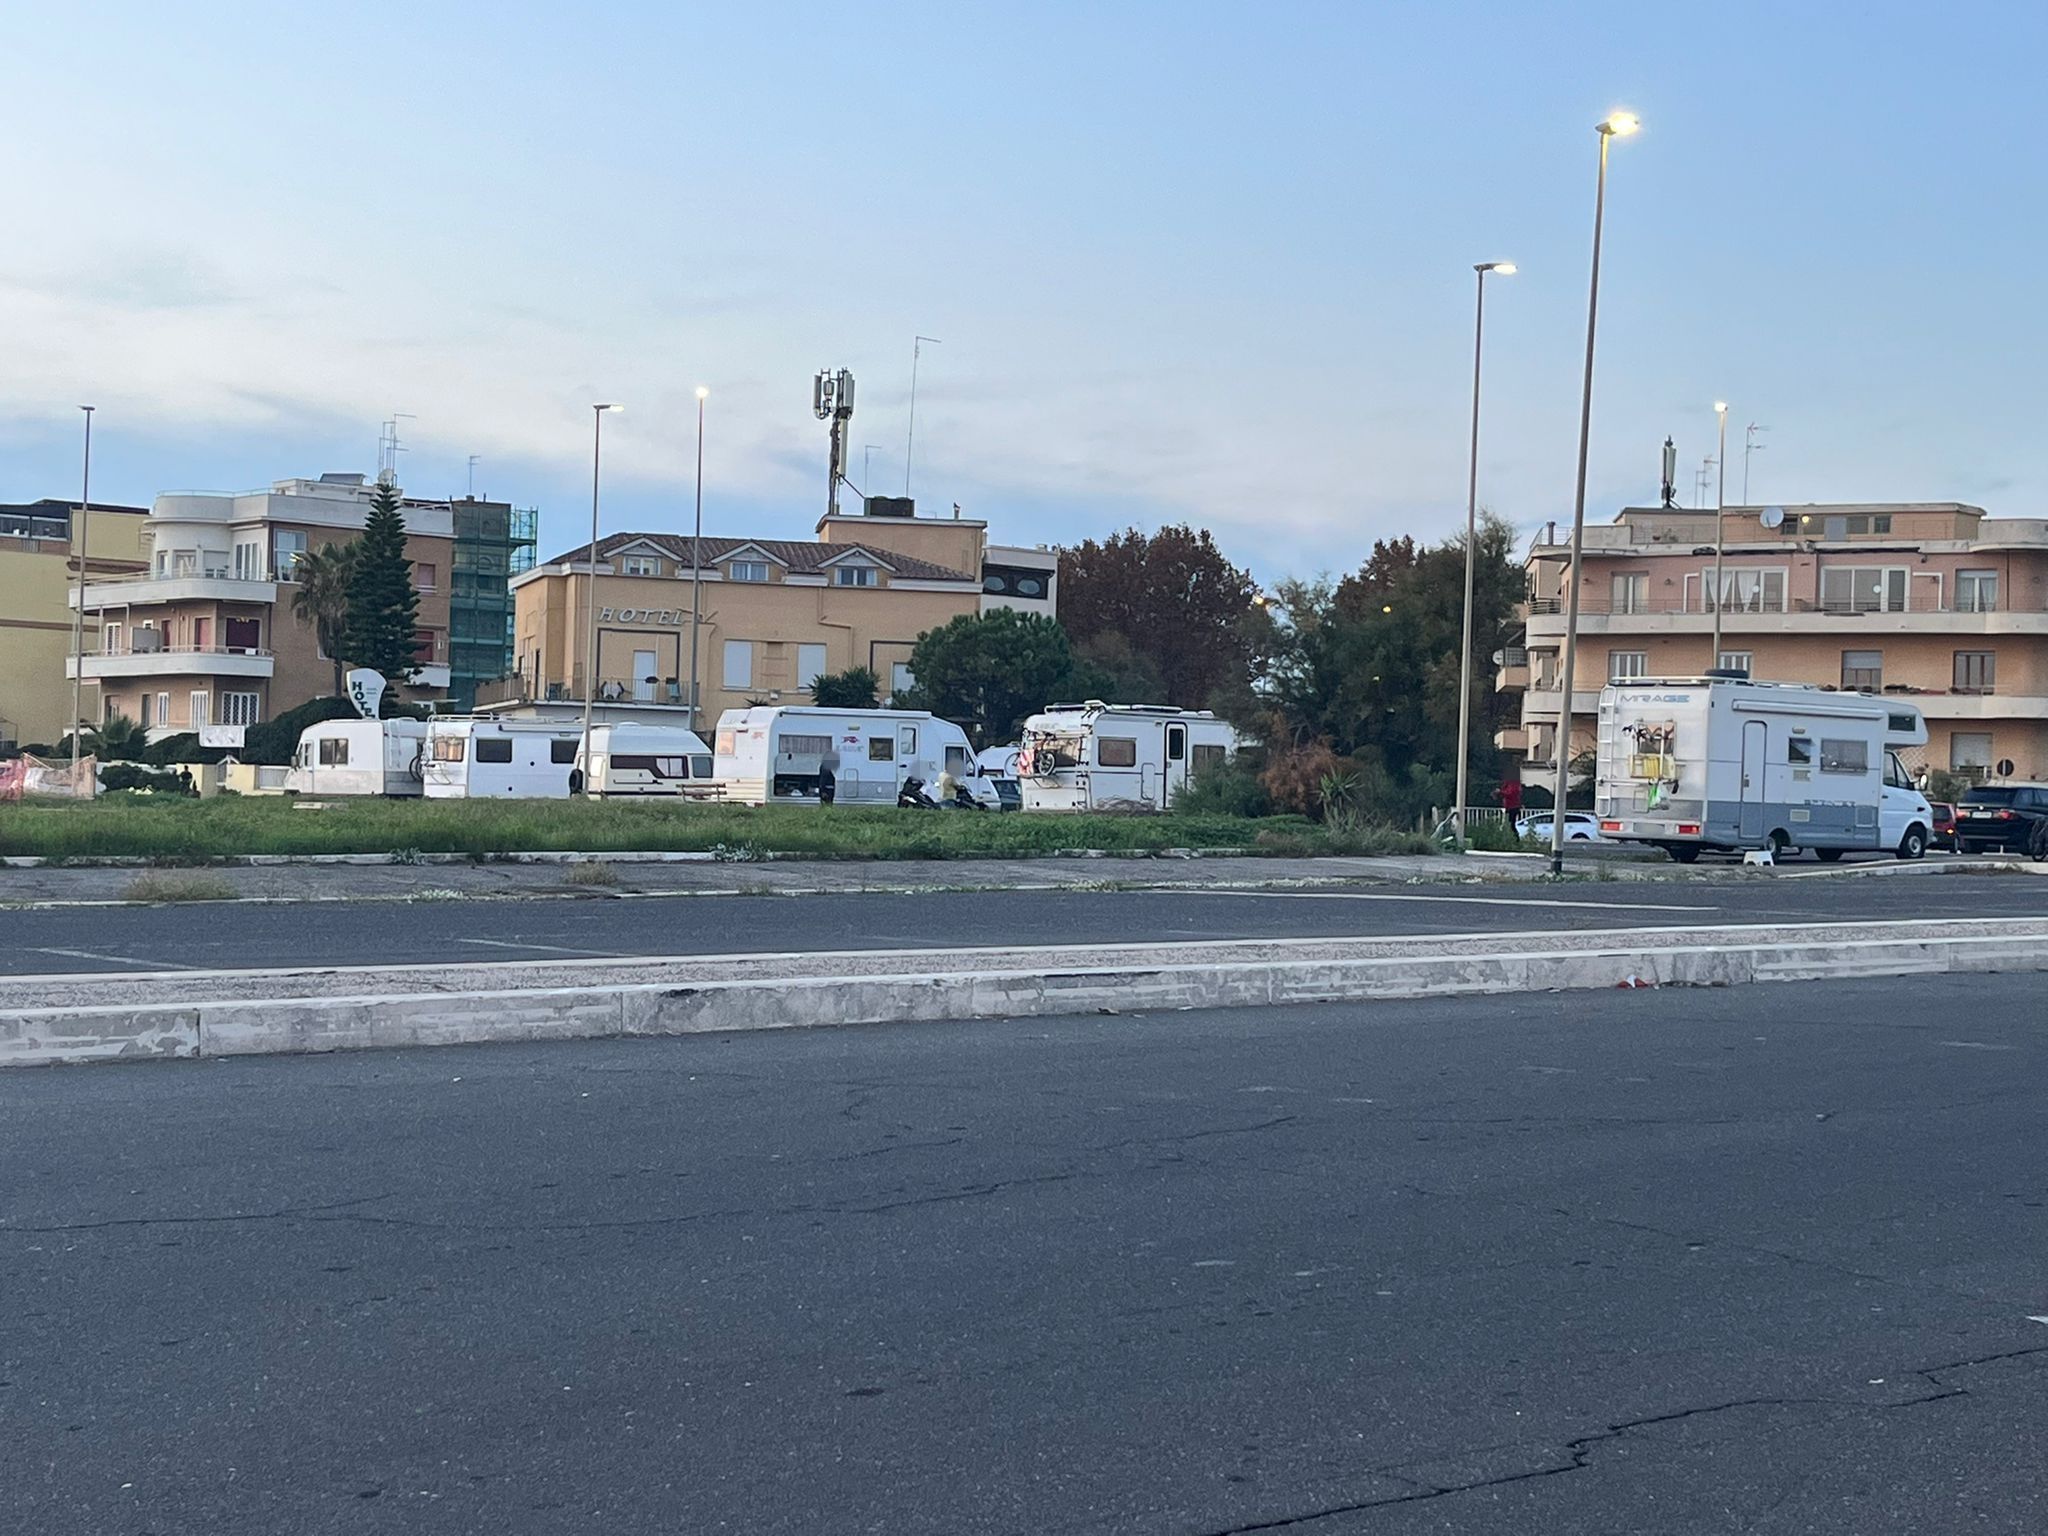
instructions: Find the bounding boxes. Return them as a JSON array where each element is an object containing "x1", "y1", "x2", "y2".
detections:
[
  {"x1": 573, "y1": 723, "x2": 716, "y2": 798},
  {"x1": 1594, "y1": 672, "x2": 1934, "y2": 862},
  {"x1": 422, "y1": 717, "x2": 584, "y2": 799},
  {"x1": 1017, "y1": 703, "x2": 1240, "y2": 812},
  {"x1": 711, "y1": 706, "x2": 1001, "y2": 809}
]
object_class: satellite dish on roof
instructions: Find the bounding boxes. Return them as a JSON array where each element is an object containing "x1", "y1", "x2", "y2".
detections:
[{"x1": 1760, "y1": 506, "x2": 1786, "y2": 529}]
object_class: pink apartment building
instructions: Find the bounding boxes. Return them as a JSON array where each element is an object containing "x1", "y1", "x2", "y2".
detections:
[{"x1": 1504, "y1": 503, "x2": 2048, "y2": 787}]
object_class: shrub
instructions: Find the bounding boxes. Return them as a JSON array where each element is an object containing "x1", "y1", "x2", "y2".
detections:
[
  {"x1": 99, "y1": 763, "x2": 186, "y2": 794},
  {"x1": 1260, "y1": 740, "x2": 1341, "y2": 816},
  {"x1": 564, "y1": 860, "x2": 620, "y2": 887},
  {"x1": 121, "y1": 871, "x2": 238, "y2": 903},
  {"x1": 1172, "y1": 761, "x2": 1271, "y2": 818}
]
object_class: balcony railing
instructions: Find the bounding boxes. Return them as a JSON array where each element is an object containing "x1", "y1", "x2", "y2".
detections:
[
  {"x1": 476, "y1": 674, "x2": 701, "y2": 708},
  {"x1": 1528, "y1": 594, "x2": 2040, "y2": 618}
]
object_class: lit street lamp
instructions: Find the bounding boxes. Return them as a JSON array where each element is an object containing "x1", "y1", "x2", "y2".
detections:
[
  {"x1": 581, "y1": 403, "x2": 624, "y2": 793},
  {"x1": 1550, "y1": 110, "x2": 1638, "y2": 876},
  {"x1": 1453, "y1": 260, "x2": 1514, "y2": 845},
  {"x1": 689, "y1": 386, "x2": 709, "y2": 732},
  {"x1": 1710, "y1": 401, "x2": 1729, "y2": 669}
]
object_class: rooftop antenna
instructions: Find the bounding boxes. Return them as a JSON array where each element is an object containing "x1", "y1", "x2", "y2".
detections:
[
  {"x1": 904, "y1": 334, "x2": 941, "y2": 498},
  {"x1": 1695, "y1": 456, "x2": 1715, "y2": 509},
  {"x1": 863, "y1": 444, "x2": 886, "y2": 500},
  {"x1": 467, "y1": 455, "x2": 481, "y2": 498},
  {"x1": 1660, "y1": 435, "x2": 1677, "y2": 508},
  {"x1": 1742, "y1": 423, "x2": 1770, "y2": 504},
  {"x1": 377, "y1": 412, "x2": 414, "y2": 487},
  {"x1": 813, "y1": 368, "x2": 856, "y2": 520}
]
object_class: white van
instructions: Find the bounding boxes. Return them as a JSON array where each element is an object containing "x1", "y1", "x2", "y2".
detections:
[
  {"x1": 1595, "y1": 674, "x2": 1934, "y2": 862},
  {"x1": 284, "y1": 718, "x2": 427, "y2": 798},
  {"x1": 1018, "y1": 703, "x2": 1241, "y2": 812},
  {"x1": 422, "y1": 717, "x2": 582, "y2": 799},
  {"x1": 575, "y1": 723, "x2": 716, "y2": 798},
  {"x1": 712, "y1": 706, "x2": 1001, "y2": 809}
]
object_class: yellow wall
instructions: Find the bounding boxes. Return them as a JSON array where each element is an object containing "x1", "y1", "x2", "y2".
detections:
[{"x1": 0, "y1": 508, "x2": 150, "y2": 745}]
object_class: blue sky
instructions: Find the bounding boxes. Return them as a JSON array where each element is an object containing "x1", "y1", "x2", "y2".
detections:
[{"x1": 3, "y1": 2, "x2": 2042, "y2": 580}]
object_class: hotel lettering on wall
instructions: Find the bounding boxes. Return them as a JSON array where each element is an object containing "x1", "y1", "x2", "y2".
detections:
[{"x1": 597, "y1": 608, "x2": 685, "y2": 625}]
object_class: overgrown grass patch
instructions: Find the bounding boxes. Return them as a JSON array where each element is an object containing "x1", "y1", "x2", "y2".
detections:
[
  {"x1": 119, "y1": 871, "x2": 240, "y2": 903},
  {"x1": 0, "y1": 796, "x2": 1437, "y2": 863}
]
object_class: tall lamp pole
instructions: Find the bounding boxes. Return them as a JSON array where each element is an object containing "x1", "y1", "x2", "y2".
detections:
[
  {"x1": 689, "y1": 386, "x2": 709, "y2": 733},
  {"x1": 69, "y1": 405, "x2": 96, "y2": 766},
  {"x1": 1453, "y1": 261, "x2": 1515, "y2": 844},
  {"x1": 904, "y1": 335, "x2": 940, "y2": 498},
  {"x1": 581, "y1": 403, "x2": 623, "y2": 794},
  {"x1": 1550, "y1": 110, "x2": 1639, "y2": 876},
  {"x1": 1709, "y1": 401, "x2": 1729, "y2": 668}
]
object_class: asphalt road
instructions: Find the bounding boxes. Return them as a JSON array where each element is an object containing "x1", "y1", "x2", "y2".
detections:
[
  {"x1": 5, "y1": 973, "x2": 2046, "y2": 1534},
  {"x1": 5, "y1": 874, "x2": 2048, "y2": 976}
]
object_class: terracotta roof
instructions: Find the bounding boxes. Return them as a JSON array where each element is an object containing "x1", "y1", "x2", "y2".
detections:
[{"x1": 545, "y1": 531, "x2": 978, "y2": 584}]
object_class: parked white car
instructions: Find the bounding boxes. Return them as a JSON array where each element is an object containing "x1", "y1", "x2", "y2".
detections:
[{"x1": 1516, "y1": 811, "x2": 1606, "y2": 843}]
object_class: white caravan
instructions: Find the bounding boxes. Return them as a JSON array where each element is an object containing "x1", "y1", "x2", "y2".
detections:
[
  {"x1": 712, "y1": 706, "x2": 1001, "y2": 809},
  {"x1": 1017, "y1": 703, "x2": 1241, "y2": 812},
  {"x1": 284, "y1": 718, "x2": 427, "y2": 797},
  {"x1": 422, "y1": 717, "x2": 583, "y2": 799},
  {"x1": 575, "y1": 723, "x2": 716, "y2": 798},
  {"x1": 1594, "y1": 673, "x2": 1934, "y2": 862}
]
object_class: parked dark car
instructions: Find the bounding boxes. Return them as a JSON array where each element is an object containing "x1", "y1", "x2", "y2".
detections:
[
  {"x1": 1953, "y1": 783, "x2": 2048, "y2": 857},
  {"x1": 1930, "y1": 801, "x2": 1958, "y2": 851}
]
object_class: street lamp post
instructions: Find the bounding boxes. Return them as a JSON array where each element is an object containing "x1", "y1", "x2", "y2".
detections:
[
  {"x1": 69, "y1": 405, "x2": 96, "y2": 768},
  {"x1": 688, "y1": 387, "x2": 709, "y2": 733},
  {"x1": 1550, "y1": 111, "x2": 1638, "y2": 876},
  {"x1": 580, "y1": 403, "x2": 623, "y2": 794},
  {"x1": 1710, "y1": 401, "x2": 1729, "y2": 669},
  {"x1": 1453, "y1": 261, "x2": 1515, "y2": 845}
]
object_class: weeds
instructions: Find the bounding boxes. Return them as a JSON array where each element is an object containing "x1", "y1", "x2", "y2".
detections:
[
  {"x1": 120, "y1": 871, "x2": 238, "y2": 904},
  {"x1": 563, "y1": 861, "x2": 621, "y2": 887}
]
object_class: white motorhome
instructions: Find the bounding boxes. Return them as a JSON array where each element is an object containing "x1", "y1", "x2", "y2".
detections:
[
  {"x1": 422, "y1": 717, "x2": 582, "y2": 800},
  {"x1": 284, "y1": 718, "x2": 427, "y2": 798},
  {"x1": 575, "y1": 723, "x2": 716, "y2": 798},
  {"x1": 1017, "y1": 703, "x2": 1241, "y2": 812},
  {"x1": 711, "y1": 706, "x2": 1000, "y2": 809},
  {"x1": 1595, "y1": 673, "x2": 1934, "y2": 862}
]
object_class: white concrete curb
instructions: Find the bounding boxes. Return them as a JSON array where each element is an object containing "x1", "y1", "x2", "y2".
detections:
[{"x1": 6, "y1": 925, "x2": 2045, "y2": 1069}]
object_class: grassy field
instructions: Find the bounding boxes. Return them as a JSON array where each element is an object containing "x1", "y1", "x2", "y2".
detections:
[{"x1": 0, "y1": 794, "x2": 1437, "y2": 863}]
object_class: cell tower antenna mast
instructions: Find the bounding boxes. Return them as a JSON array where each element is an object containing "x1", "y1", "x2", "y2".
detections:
[
  {"x1": 1743, "y1": 423, "x2": 1770, "y2": 504},
  {"x1": 467, "y1": 455, "x2": 481, "y2": 498},
  {"x1": 813, "y1": 368, "x2": 856, "y2": 520}
]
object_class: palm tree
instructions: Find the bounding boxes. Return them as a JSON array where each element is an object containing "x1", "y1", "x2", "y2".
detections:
[
  {"x1": 290, "y1": 540, "x2": 360, "y2": 696},
  {"x1": 86, "y1": 713, "x2": 149, "y2": 762}
]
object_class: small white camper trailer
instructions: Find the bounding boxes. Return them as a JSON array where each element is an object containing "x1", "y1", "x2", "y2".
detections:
[
  {"x1": 575, "y1": 723, "x2": 716, "y2": 798},
  {"x1": 712, "y1": 706, "x2": 999, "y2": 808},
  {"x1": 284, "y1": 718, "x2": 427, "y2": 797},
  {"x1": 1017, "y1": 703, "x2": 1240, "y2": 812},
  {"x1": 422, "y1": 717, "x2": 583, "y2": 799}
]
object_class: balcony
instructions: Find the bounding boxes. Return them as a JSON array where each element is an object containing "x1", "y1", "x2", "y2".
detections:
[
  {"x1": 66, "y1": 644, "x2": 274, "y2": 681},
  {"x1": 1525, "y1": 592, "x2": 2048, "y2": 638},
  {"x1": 1519, "y1": 689, "x2": 1603, "y2": 719},
  {"x1": 1494, "y1": 725, "x2": 1529, "y2": 753},
  {"x1": 1495, "y1": 660, "x2": 1530, "y2": 692},
  {"x1": 72, "y1": 574, "x2": 278, "y2": 608}
]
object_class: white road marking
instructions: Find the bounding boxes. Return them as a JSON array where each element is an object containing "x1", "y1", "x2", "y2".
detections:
[
  {"x1": 1939, "y1": 1040, "x2": 2018, "y2": 1051},
  {"x1": 30, "y1": 946, "x2": 197, "y2": 970},
  {"x1": 455, "y1": 938, "x2": 621, "y2": 958},
  {"x1": 1183, "y1": 889, "x2": 1713, "y2": 913},
  {"x1": 2028, "y1": 1316, "x2": 2048, "y2": 1327}
]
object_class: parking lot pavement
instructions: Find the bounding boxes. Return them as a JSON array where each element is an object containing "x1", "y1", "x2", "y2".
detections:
[{"x1": 5, "y1": 973, "x2": 2045, "y2": 1534}]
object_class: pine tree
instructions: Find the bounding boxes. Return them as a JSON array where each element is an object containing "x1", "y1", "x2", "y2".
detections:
[{"x1": 341, "y1": 481, "x2": 422, "y2": 696}]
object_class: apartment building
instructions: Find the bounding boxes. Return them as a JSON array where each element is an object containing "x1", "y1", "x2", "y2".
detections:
[
  {"x1": 66, "y1": 475, "x2": 534, "y2": 738},
  {"x1": 1504, "y1": 502, "x2": 2048, "y2": 786},
  {"x1": 493, "y1": 501, "x2": 1057, "y2": 727},
  {"x1": 0, "y1": 498, "x2": 151, "y2": 750}
]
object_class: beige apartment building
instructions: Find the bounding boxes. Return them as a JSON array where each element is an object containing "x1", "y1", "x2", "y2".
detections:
[
  {"x1": 494, "y1": 503, "x2": 1058, "y2": 727},
  {"x1": 64, "y1": 474, "x2": 522, "y2": 740},
  {"x1": 1504, "y1": 502, "x2": 2048, "y2": 786},
  {"x1": 0, "y1": 499, "x2": 151, "y2": 750}
]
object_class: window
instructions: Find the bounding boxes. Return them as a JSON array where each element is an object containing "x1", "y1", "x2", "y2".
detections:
[
  {"x1": 722, "y1": 640, "x2": 752, "y2": 689},
  {"x1": 889, "y1": 662, "x2": 915, "y2": 698},
  {"x1": 412, "y1": 630, "x2": 440, "y2": 664},
  {"x1": 432, "y1": 736, "x2": 465, "y2": 762},
  {"x1": 982, "y1": 564, "x2": 1053, "y2": 600},
  {"x1": 1191, "y1": 743, "x2": 1227, "y2": 775},
  {"x1": 1841, "y1": 650, "x2": 1883, "y2": 692},
  {"x1": 780, "y1": 734, "x2": 833, "y2": 756},
  {"x1": 476, "y1": 737, "x2": 514, "y2": 763},
  {"x1": 1819, "y1": 738, "x2": 1869, "y2": 774},
  {"x1": 1956, "y1": 570, "x2": 1999, "y2": 613},
  {"x1": 233, "y1": 540, "x2": 264, "y2": 581},
  {"x1": 728, "y1": 561, "x2": 769, "y2": 583},
  {"x1": 945, "y1": 745, "x2": 969, "y2": 772},
  {"x1": 834, "y1": 565, "x2": 878, "y2": 587},
  {"x1": 1098, "y1": 736, "x2": 1138, "y2": 767},
  {"x1": 1610, "y1": 573, "x2": 1649, "y2": 614},
  {"x1": 272, "y1": 530, "x2": 308, "y2": 581},
  {"x1": 171, "y1": 551, "x2": 198, "y2": 577},
  {"x1": 225, "y1": 617, "x2": 262, "y2": 652},
  {"x1": 414, "y1": 562, "x2": 438, "y2": 592},
  {"x1": 1706, "y1": 568, "x2": 1787, "y2": 613},
  {"x1": 192, "y1": 618, "x2": 212, "y2": 649},
  {"x1": 1884, "y1": 751, "x2": 1912, "y2": 790},
  {"x1": 318, "y1": 736, "x2": 350, "y2": 767},
  {"x1": 156, "y1": 692, "x2": 170, "y2": 726},
  {"x1": 1167, "y1": 728, "x2": 1185, "y2": 762},
  {"x1": 797, "y1": 644, "x2": 827, "y2": 691},
  {"x1": 1951, "y1": 732, "x2": 1993, "y2": 773},
  {"x1": 868, "y1": 736, "x2": 894, "y2": 762},
  {"x1": 222, "y1": 692, "x2": 260, "y2": 727},
  {"x1": 102, "y1": 621, "x2": 122, "y2": 653},
  {"x1": 1887, "y1": 711, "x2": 1920, "y2": 737},
  {"x1": 1788, "y1": 738, "x2": 1813, "y2": 766},
  {"x1": 622, "y1": 556, "x2": 661, "y2": 577},
  {"x1": 189, "y1": 691, "x2": 209, "y2": 728},
  {"x1": 1608, "y1": 651, "x2": 1648, "y2": 682},
  {"x1": 1954, "y1": 651, "x2": 1996, "y2": 693},
  {"x1": 140, "y1": 694, "x2": 153, "y2": 729},
  {"x1": 691, "y1": 754, "x2": 714, "y2": 779},
  {"x1": 550, "y1": 739, "x2": 578, "y2": 764},
  {"x1": 897, "y1": 726, "x2": 918, "y2": 757},
  {"x1": 1717, "y1": 651, "x2": 1752, "y2": 675},
  {"x1": 1820, "y1": 566, "x2": 1907, "y2": 614}
]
